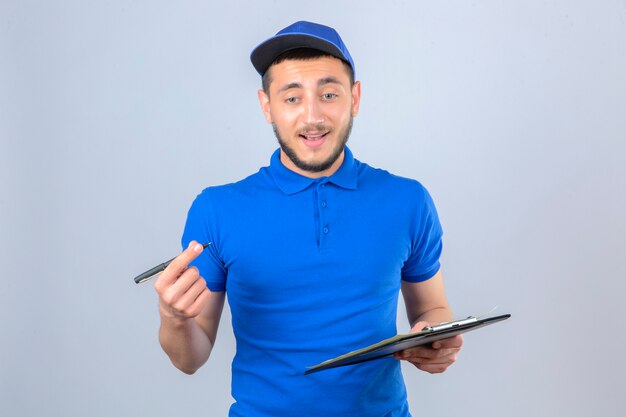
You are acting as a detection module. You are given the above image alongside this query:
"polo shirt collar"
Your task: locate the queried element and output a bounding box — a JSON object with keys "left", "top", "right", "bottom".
{"left": 269, "top": 146, "right": 359, "bottom": 195}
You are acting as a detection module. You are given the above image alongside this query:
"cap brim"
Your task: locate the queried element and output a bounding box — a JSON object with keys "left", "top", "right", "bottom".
{"left": 250, "top": 33, "right": 347, "bottom": 76}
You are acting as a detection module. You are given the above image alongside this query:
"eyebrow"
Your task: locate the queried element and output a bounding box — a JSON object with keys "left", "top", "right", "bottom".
{"left": 277, "top": 82, "right": 302, "bottom": 93}
{"left": 317, "top": 76, "right": 342, "bottom": 87}
{"left": 276, "top": 77, "right": 343, "bottom": 94}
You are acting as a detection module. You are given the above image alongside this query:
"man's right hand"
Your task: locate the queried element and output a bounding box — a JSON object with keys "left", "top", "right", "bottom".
{"left": 154, "top": 240, "right": 212, "bottom": 321}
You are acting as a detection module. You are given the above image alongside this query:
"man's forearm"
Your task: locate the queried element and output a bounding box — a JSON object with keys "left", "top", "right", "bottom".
{"left": 411, "top": 306, "right": 453, "bottom": 329}
{"left": 159, "top": 313, "right": 213, "bottom": 375}
{"left": 401, "top": 272, "right": 454, "bottom": 330}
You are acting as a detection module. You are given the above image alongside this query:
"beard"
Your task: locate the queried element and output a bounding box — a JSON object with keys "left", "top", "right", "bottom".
{"left": 272, "top": 118, "right": 353, "bottom": 174}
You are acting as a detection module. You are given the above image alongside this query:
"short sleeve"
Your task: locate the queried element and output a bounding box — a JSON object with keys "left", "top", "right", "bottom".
{"left": 181, "top": 190, "right": 227, "bottom": 292}
{"left": 401, "top": 184, "right": 444, "bottom": 282}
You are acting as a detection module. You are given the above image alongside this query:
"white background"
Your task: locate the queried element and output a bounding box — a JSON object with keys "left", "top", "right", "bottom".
{"left": 1, "top": 1, "right": 625, "bottom": 416}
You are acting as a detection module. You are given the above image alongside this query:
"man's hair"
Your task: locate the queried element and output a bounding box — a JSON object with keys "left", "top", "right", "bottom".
{"left": 262, "top": 48, "right": 355, "bottom": 95}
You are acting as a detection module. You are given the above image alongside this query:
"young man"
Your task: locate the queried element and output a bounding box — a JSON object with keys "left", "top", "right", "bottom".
{"left": 154, "top": 21, "right": 463, "bottom": 417}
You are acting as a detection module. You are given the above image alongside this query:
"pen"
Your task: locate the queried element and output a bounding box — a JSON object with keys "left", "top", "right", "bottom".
{"left": 133, "top": 242, "right": 212, "bottom": 284}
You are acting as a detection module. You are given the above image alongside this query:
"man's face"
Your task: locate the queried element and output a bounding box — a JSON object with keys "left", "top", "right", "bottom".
{"left": 258, "top": 56, "right": 361, "bottom": 178}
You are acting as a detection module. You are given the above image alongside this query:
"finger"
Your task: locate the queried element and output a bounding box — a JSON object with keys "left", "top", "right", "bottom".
{"left": 395, "top": 345, "right": 460, "bottom": 360}
{"left": 413, "top": 361, "right": 455, "bottom": 374}
{"left": 432, "top": 335, "right": 464, "bottom": 350}
{"left": 184, "top": 286, "right": 212, "bottom": 318}
{"left": 172, "top": 282, "right": 211, "bottom": 319}
{"left": 405, "top": 350, "right": 459, "bottom": 369}
{"left": 157, "top": 241, "right": 204, "bottom": 286}
{"left": 395, "top": 345, "right": 436, "bottom": 360}
{"left": 167, "top": 266, "right": 201, "bottom": 298}
{"left": 172, "top": 276, "right": 209, "bottom": 313}
{"left": 160, "top": 266, "right": 201, "bottom": 307}
{"left": 406, "top": 353, "right": 458, "bottom": 366}
{"left": 415, "top": 348, "right": 461, "bottom": 360}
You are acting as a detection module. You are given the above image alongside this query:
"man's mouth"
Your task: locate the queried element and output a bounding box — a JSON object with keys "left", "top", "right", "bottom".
{"left": 299, "top": 131, "right": 329, "bottom": 140}
{"left": 299, "top": 131, "right": 329, "bottom": 148}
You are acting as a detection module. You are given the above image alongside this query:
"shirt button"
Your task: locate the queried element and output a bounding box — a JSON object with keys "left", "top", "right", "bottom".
{"left": 323, "top": 226, "right": 329, "bottom": 234}
{"left": 321, "top": 201, "right": 327, "bottom": 208}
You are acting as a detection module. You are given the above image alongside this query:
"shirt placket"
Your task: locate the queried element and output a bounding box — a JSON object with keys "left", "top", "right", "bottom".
{"left": 314, "top": 180, "right": 330, "bottom": 250}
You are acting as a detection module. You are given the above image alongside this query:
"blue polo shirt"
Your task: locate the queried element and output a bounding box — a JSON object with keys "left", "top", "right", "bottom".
{"left": 182, "top": 146, "right": 443, "bottom": 417}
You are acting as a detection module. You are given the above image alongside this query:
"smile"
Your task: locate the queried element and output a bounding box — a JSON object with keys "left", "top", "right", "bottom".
{"left": 299, "top": 132, "right": 329, "bottom": 148}
{"left": 299, "top": 131, "right": 329, "bottom": 140}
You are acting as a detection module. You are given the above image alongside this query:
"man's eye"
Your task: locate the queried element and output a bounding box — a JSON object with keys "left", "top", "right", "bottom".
{"left": 322, "top": 93, "right": 338, "bottom": 100}
{"left": 286, "top": 97, "right": 298, "bottom": 103}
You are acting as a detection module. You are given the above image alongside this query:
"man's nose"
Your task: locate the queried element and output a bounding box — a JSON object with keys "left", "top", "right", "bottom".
{"left": 303, "top": 99, "right": 324, "bottom": 125}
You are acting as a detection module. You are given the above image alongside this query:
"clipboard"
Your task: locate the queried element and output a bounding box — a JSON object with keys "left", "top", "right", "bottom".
{"left": 305, "top": 313, "right": 511, "bottom": 375}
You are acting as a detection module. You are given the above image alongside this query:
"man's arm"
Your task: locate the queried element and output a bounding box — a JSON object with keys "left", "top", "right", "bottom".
{"left": 394, "top": 270, "right": 463, "bottom": 374}
{"left": 154, "top": 241, "right": 226, "bottom": 375}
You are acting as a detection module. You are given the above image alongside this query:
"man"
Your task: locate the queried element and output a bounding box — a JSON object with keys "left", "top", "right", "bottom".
{"left": 154, "top": 21, "right": 463, "bottom": 417}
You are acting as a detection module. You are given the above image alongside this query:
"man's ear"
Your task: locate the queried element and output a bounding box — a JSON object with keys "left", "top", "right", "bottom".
{"left": 258, "top": 89, "right": 273, "bottom": 124}
{"left": 351, "top": 81, "right": 361, "bottom": 117}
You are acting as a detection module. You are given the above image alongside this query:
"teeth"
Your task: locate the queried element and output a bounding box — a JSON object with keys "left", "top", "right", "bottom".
{"left": 302, "top": 133, "right": 326, "bottom": 140}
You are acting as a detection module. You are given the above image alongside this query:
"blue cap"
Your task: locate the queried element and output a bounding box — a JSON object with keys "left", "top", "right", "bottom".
{"left": 250, "top": 21, "right": 355, "bottom": 77}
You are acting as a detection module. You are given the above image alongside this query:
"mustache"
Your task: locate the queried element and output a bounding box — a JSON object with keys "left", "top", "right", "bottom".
{"left": 297, "top": 124, "right": 331, "bottom": 135}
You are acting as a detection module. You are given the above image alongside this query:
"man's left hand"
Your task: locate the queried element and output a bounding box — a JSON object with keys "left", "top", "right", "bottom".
{"left": 393, "top": 321, "right": 463, "bottom": 374}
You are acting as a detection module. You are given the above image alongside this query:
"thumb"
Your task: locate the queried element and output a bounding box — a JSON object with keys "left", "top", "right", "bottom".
{"left": 410, "top": 320, "right": 430, "bottom": 334}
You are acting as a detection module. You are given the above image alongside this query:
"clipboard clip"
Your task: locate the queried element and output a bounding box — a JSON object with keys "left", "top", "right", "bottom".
{"left": 422, "top": 316, "right": 478, "bottom": 333}
{"left": 421, "top": 306, "right": 499, "bottom": 333}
